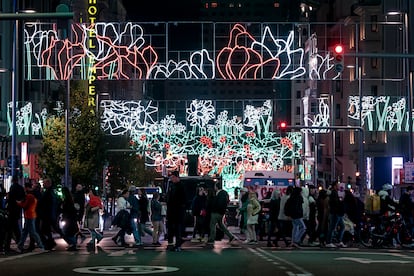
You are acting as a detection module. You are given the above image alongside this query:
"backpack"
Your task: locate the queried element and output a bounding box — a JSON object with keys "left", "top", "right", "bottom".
{"left": 284, "top": 197, "right": 293, "bottom": 217}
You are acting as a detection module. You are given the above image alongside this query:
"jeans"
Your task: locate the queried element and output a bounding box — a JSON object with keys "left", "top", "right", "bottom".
{"left": 327, "top": 214, "right": 345, "bottom": 244}
{"left": 291, "top": 218, "right": 306, "bottom": 244}
{"left": 207, "top": 212, "right": 234, "bottom": 243}
{"left": 130, "top": 217, "right": 141, "bottom": 244}
{"left": 18, "top": 218, "right": 44, "bottom": 249}
{"left": 88, "top": 228, "right": 103, "bottom": 245}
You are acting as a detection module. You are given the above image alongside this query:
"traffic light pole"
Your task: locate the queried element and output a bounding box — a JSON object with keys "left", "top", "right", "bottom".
{"left": 286, "top": 125, "right": 365, "bottom": 187}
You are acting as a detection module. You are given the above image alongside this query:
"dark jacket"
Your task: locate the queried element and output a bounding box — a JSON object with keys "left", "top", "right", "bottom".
{"left": 268, "top": 198, "right": 281, "bottom": 223}
{"left": 166, "top": 180, "right": 186, "bottom": 223}
{"left": 72, "top": 190, "right": 85, "bottom": 222}
{"left": 139, "top": 194, "right": 150, "bottom": 223}
{"left": 286, "top": 188, "right": 303, "bottom": 219}
{"left": 211, "top": 190, "right": 229, "bottom": 215}
{"left": 151, "top": 199, "right": 163, "bottom": 221}
{"left": 329, "top": 189, "right": 344, "bottom": 216}
{"left": 127, "top": 194, "right": 140, "bottom": 219}
{"left": 61, "top": 200, "right": 79, "bottom": 236}
{"left": 7, "top": 183, "right": 25, "bottom": 219}
{"left": 191, "top": 194, "right": 207, "bottom": 217}
{"left": 399, "top": 192, "right": 413, "bottom": 218}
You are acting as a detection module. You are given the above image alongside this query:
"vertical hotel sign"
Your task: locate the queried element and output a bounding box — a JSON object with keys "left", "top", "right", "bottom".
{"left": 87, "top": 0, "right": 98, "bottom": 114}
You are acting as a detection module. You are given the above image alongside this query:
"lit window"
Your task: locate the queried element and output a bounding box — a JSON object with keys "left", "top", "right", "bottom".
{"left": 211, "top": 2, "right": 218, "bottom": 8}
{"left": 274, "top": 2, "right": 280, "bottom": 8}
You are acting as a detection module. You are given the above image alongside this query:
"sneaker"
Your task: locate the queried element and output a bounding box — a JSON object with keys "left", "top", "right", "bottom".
{"left": 248, "top": 240, "right": 258, "bottom": 245}
{"left": 309, "top": 241, "right": 320, "bottom": 247}
{"left": 228, "top": 236, "right": 235, "bottom": 244}
{"left": 191, "top": 238, "right": 200, "bottom": 243}
{"left": 338, "top": 242, "right": 347, "bottom": 248}
{"left": 174, "top": 246, "right": 182, "bottom": 252}
{"left": 243, "top": 239, "right": 250, "bottom": 244}
{"left": 325, "top": 243, "right": 337, "bottom": 248}
{"left": 291, "top": 242, "right": 301, "bottom": 249}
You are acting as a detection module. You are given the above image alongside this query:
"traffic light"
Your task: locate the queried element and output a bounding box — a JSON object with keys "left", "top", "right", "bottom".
{"left": 278, "top": 121, "right": 288, "bottom": 134}
{"left": 333, "top": 44, "right": 344, "bottom": 73}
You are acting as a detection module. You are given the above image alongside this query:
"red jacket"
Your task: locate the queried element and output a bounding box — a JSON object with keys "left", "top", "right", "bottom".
{"left": 17, "top": 193, "right": 37, "bottom": 219}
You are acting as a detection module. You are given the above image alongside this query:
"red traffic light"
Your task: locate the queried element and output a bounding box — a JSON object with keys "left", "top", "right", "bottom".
{"left": 334, "top": 44, "right": 344, "bottom": 54}
{"left": 279, "top": 122, "right": 287, "bottom": 129}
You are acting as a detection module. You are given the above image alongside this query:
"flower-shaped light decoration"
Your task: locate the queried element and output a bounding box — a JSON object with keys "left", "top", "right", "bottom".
{"left": 216, "top": 24, "right": 280, "bottom": 80}
{"left": 251, "top": 28, "right": 304, "bottom": 79}
{"left": 88, "top": 23, "right": 158, "bottom": 80}
{"left": 186, "top": 100, "right": 215, "bottom": 128}
{"left": 40, "top": 24, "right": 87, "bottom": 80}
{"left": 150, "top": 49, "right": 215, "bottom": 79}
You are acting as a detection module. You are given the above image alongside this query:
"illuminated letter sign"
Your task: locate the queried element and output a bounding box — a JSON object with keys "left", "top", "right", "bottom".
{"left": 88, "top": 0, "right": 98, "bottom": 114}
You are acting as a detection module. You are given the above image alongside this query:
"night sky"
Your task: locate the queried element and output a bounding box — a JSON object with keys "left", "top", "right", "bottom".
{"left": 122, "top": 0, "right": 201, "bottom": 21}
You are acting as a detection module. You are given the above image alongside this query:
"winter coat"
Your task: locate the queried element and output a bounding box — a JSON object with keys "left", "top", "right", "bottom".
{"left": 151, "top": 199, "right": 163, "bottom": 222}
{"left": 166, "top": 180, "right": 186, "bottom": 223}
{"left": 246, "top": 197, "right": 261, "bottom": 224}
{"left": 286, "top": 191, "right": 304, "bottom": 219}
{"left": 211, "top": 190, "right": 230, "bottom": 215}
{"left": 138, "top": 195, "right": 150, "bottom": 223}
{"left": 61, "top": 200, "right": 79, "bottom": 236}
{"left": 191, "top": 194, "right": 207, "bottom": 217}
{"left": 301, "top": 187, "right": 310, "bottom": 220}
{"left": 278, "top": 195, "right": 291, "bottom": 221}
{"left": 85, "top": 203, "right": 100, "bottom": 229}
{"left": 328, "top": 189, "right": 344, "bottom": 216}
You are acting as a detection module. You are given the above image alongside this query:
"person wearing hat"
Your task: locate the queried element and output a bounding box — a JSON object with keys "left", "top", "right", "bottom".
{"left": 127, "top": 185, "right": 142, "bottom": 246}
{"left": 399, "top": 186, "right": 414, "bottom": 237}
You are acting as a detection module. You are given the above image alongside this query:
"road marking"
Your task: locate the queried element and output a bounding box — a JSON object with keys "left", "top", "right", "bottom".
{"left": 250, "top": 248, "right": 313, "bottom": 276}
{"left": 0, "top": 251, "right": 46, "bottom": 263}
{"left": 335, "top": 257, "right": 412, "bottom": 264}
{"left": 73, "top": 266, "right": 179, "bottom": 274}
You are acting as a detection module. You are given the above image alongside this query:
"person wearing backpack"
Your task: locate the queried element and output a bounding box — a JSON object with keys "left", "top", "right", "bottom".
{"left": 285, "top": 187, "right": 306, "bottom": 248}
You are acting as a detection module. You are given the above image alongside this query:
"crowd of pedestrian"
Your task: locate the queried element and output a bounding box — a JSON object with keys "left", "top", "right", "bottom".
{"left": 1, "top": 173, "right": 413, "bottom": 254}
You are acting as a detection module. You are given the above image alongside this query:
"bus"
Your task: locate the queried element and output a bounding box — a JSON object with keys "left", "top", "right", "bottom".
{"left": 243, "top": 170, "right": 295, "bottom": 200}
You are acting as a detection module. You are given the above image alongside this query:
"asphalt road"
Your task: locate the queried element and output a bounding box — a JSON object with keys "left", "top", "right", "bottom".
{"left": 1, "top": 230, "right": 414, "bottom": 276}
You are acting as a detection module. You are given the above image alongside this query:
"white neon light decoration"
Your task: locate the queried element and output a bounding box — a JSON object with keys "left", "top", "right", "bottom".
{"left": 348, "top": 95, "right": 413, "bottom": 131}
{"left": 100, "top": 99, "right": 302, "bottom": 190}
{"left": 24, "top": 22, "right": 342, "bottom": 80}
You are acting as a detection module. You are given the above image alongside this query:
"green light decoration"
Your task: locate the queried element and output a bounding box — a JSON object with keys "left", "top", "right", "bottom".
{"left": 101, "top": 99, "right": 302, "bottom": 191}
